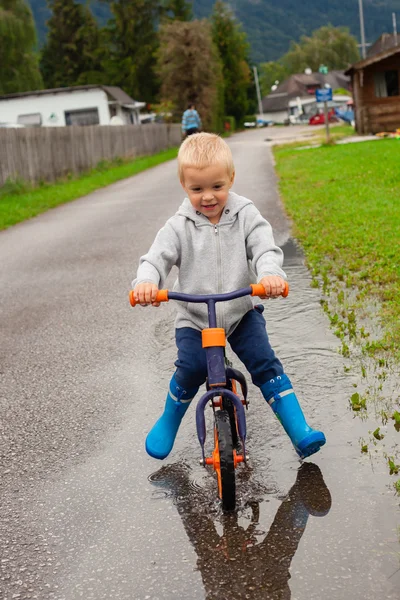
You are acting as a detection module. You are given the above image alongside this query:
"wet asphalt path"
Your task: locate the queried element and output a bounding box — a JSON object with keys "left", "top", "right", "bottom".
{"left": 1, "top": 127, "right": 399, "bottom": 599}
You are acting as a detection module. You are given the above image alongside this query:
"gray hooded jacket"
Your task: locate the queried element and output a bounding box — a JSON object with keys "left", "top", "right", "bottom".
{"left": 132, "top": 191, "right": 286, "bottom": 336}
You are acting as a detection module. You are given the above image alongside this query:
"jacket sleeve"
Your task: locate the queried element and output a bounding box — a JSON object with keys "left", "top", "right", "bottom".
{"left": 132, "top": 221, "right": 181, "bottom": 288}
{"left": 245, "top": 207, "right": 286, "bottom": 281}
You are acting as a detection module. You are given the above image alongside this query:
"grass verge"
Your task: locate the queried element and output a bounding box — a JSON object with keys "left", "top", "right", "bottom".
{"left": 275, "top": 137, "right": 400, "bottom": 484}
{"left": 311, "top": 123, "right": 356, "bottom": 145}
{"left": 0, "top": 147, "right": 178, "bottom": 231}
{"left": 273, "top": 123, "right": 355, "bottom": 151}
{"left": 274, "top": 138, "right": 400, "bottom": 359}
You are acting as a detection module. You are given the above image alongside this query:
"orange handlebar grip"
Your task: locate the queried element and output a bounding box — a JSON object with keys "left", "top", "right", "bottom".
{"left": 282, "top": 281, "right": 289, "bottom": 297}
{"left": 129, "top": 290, "right": 137, "bottom": 307}
{"left": 128, "top": 288, "right": 169, "bottom": 307}
{"left": 156, "top": 289, "right": 169, "bottom": 303}
{"left": 250, "top": 283, "right": 266, "bottom": 297}
{"left": 250, "top": 281, "right": 290, "bottom": 298}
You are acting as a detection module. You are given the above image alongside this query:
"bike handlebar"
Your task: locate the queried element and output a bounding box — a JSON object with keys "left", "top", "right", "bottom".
{"left": 129, "top": 281, "right": 289, "bottom": 307}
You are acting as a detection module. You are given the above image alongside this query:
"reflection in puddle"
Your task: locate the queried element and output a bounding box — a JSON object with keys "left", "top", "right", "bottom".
{"left": 149, "top": 462, "right": 331, "bottom": 599}
{"left": 146, "top": 237, "right": 398, "bottom": 598}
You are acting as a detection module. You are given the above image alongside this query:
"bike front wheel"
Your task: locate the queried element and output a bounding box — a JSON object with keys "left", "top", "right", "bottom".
{"left": 215, "top": 409, "right": 236, "bottom": 511}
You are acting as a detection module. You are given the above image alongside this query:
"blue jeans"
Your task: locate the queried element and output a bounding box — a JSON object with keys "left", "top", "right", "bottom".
{"left": 174, "top": 306, "right": 283, "bottom": 390}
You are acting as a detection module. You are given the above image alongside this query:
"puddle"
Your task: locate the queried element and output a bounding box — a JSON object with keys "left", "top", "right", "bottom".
{"left": 144, "top": 237, "right": 400, "bottom": 599}
{"left": 149, "top": 462, "right": 331, "bottom": 600}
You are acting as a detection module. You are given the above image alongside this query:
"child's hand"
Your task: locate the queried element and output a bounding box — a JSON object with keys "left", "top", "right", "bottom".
{"left": 259, "top": 276, "right": 286, "bottom": 298}
{"left": 134, "top": 283, "right": 160, "bottom": 307}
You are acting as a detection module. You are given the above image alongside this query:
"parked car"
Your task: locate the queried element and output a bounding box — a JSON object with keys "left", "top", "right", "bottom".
{"left": 308, "top": 110, "right": 339, "bottom": 126}
{"left": 284, "top": 113, "right": 310, "bottom": 125}
{"left": 244, "top": 118, "right": 274, "bottom": 128}
{"left": 256, "top": 118, "right": 274, "bottom": 127}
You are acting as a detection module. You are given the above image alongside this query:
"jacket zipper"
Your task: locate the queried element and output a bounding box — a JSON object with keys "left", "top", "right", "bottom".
{"left": 214, "top": 224, "right": 225, "bottom": 330}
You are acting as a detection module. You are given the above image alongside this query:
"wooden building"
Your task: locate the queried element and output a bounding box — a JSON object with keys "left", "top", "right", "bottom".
{"left": 346, "top": 45, "right": 400, "bottom": 134}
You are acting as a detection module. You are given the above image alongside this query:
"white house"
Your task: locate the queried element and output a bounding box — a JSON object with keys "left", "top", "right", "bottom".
{"left": 0, "top": 85, "right": 146, "bottom": 127}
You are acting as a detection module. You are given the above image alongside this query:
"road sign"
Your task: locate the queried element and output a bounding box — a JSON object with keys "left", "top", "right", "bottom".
{"left": 316, "top": 88, "right": 333, "bottom": 103}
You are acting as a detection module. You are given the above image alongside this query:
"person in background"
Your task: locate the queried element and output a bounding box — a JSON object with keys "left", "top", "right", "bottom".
{"left": 182, "top": 103, "right": 202, "bottom": 137}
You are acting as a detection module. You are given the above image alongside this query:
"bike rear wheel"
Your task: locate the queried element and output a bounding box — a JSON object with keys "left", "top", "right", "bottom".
{"left": 215, "top": 409, "right": 236, "bottom": 511}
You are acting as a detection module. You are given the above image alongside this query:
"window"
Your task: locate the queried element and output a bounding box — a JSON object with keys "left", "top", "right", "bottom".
{"left": 65, "top": 108, "right": 100, "bottom": 126}
{"left": 17, "top": 113, "right": 42, "bottom": 127}
{"left": 374, "top": 70, "right": 399, "bottom": 97}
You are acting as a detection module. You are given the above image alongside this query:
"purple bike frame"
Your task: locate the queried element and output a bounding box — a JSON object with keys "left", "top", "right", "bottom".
{"left": 167, "top": 287, "right": 253, "bottom": 462}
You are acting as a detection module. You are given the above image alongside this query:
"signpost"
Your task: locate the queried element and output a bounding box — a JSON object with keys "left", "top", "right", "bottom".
{"left": 316, "top": 88, "right": 333, "bottom": 143}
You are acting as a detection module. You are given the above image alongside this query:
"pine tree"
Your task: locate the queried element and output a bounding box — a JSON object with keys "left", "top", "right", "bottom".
{"left": 0, "top": 0, "right": 43, "bottom": 94}
{"left": 157, "top": 19, "right": 224, "bottom": 132}
{"left": 211, "top": 1, "right": 251, "bottom": 125}
{"left": 40, "top": 0, "right": 103, "bottom": 89}
{"left": 102, "top": 0, "right": 161, "bottom": 102}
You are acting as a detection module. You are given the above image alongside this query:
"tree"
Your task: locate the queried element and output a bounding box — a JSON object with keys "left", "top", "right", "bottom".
{"left": 258, "top": 25, "right": 359, "bottom": 98}
{"left": 162, "top": 0, "right": 192, "bottom": 21}
{"left": 157, "top": 19, "right": 224, "bottom": 132}
{"left": 211, "top": 1, "right": 251, "bottom": 124}
{"left": 102, "top": 0, "right": 160, "bottom": 102}
{"left": 0, "top": 0, "right": 43, "bottom": 94}
{"left": 282, "top": 25, "right": 360, "bottom": 74}
{"left": 259, "top": 61, "right": 289, "bottom": 96}
{"left": 40, "top": 0, "right": 103, "bottom": 89}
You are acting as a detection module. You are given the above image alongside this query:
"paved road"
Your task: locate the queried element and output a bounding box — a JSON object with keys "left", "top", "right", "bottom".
{"left": 1, "top": 127, "right": 399, "bottom": 600}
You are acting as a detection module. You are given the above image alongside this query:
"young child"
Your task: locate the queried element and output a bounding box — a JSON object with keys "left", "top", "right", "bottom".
{"left": 133, "top": 133, "right": 326, "bottom": 461}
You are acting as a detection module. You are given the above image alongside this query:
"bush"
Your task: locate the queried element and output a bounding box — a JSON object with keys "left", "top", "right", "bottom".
{"left": 0, "top": 177, "right": 30, "bottom": 198}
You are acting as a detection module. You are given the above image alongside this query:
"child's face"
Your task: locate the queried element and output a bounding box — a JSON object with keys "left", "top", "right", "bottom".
{"left": 181, "top": 165, "right": 235, "bottom": 224}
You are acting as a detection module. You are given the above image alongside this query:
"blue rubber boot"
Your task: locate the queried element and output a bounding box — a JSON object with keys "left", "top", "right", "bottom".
{"left": 145, "top": 375, "right": 198, "bottom": 460}
{"left": 260, "top": 374, "right": 326, "bottom": 459}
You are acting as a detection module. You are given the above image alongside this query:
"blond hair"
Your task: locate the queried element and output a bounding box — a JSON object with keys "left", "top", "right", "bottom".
{"left": 178, "top": 132, "right": 235, "bottom": 181}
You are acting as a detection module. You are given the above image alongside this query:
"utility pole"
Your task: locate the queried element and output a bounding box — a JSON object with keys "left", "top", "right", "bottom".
{"left": 253, "top": 66, "right": 264, "bottom": 119}
{"left": 393, "top": 12, "right": 398, "bottom": 46}
{"left": 358, "top": 0, "right": 367, "bottom": 58}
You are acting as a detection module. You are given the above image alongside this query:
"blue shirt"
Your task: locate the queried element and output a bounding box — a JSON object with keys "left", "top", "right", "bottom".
{"left": 182, "top": 109, "right": 201, "bottom": 132}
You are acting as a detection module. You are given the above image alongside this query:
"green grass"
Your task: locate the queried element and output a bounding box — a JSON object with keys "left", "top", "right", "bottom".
{"left": 273, "top": 123, "right": 355, "bottom": 151}
{"left": 274, "top": 138, "right": 400, "bottom": 359}
{"left": 314, "top": 123, "right": 355, "bottom": 143}
{"left": 0, "top": 148, "right": 178, "bottom": 230}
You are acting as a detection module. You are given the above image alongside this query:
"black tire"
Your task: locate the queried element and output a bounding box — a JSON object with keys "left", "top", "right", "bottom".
{"left": 224, "top": 384, "right": 239, "bottom": 449}
{"left": 226, "top": 401, "right": 239, "bottom": 449}
{"left": 215, "top": 410, "right": 236, "bottom": 511}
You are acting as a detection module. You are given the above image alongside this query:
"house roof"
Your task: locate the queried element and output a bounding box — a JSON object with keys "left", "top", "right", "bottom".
{"left": 367, "top": 33, "right": 400, "bottom": 57}
{"left": 0, "top": 84, "right": 142, "bottom": 106}
{"left": 345, "top": 43, "right": 400, "bottom": 74}
{"left": 262, "top": 70, "right": 351, "bottom": 113}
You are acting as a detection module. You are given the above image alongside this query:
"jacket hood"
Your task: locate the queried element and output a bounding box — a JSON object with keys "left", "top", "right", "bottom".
{"left": 176, "top": 191, "right": 254, "bottom": 226}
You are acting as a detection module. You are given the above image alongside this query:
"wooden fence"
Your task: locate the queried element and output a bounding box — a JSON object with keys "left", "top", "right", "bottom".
{"left": 0, "top": 123, "right": 182, "bottom": 187}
